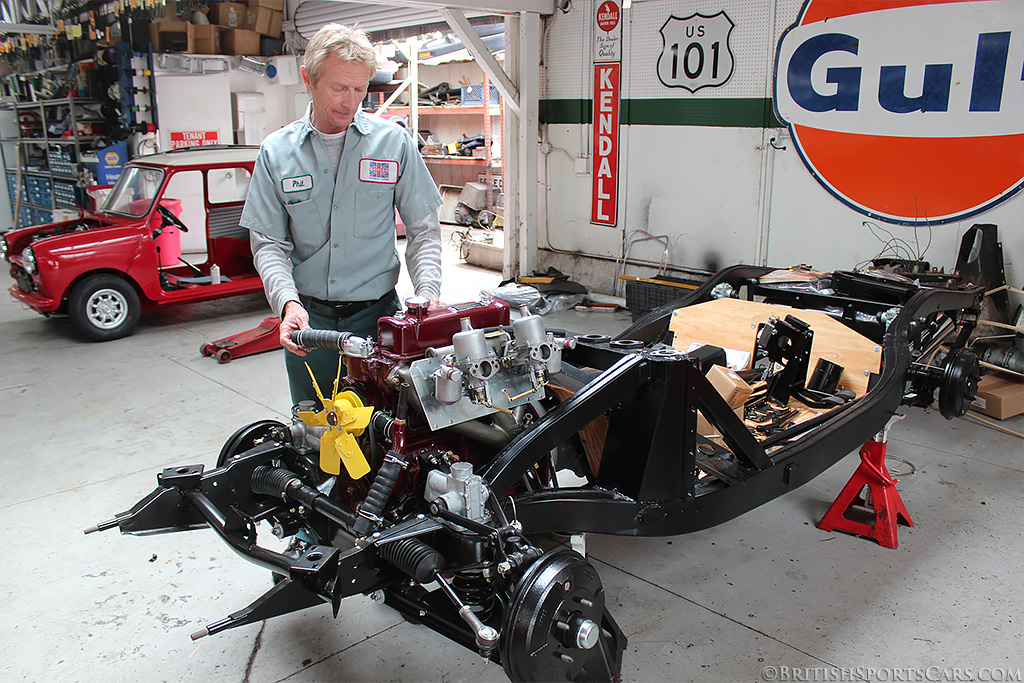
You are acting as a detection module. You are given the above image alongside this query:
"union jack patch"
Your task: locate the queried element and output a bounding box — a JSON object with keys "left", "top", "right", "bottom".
{"left": 358, "top": 158, "right": 399, "bottom": 184}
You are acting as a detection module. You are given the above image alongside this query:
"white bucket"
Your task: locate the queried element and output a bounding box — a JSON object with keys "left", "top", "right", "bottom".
{"left": 52, "top": 208, "right": 79, "bottom": 222}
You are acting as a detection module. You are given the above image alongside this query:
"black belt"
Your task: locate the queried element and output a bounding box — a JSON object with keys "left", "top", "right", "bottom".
{"left": 299, "top": 290, "right": 393, "bottom": 319}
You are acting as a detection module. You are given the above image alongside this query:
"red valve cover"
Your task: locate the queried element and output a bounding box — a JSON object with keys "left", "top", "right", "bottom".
{"left": 377, "top": 300, "right": 511, "bottom": 358}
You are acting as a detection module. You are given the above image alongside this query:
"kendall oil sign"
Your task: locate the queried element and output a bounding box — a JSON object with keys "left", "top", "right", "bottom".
{"left": 774, "top": 0, "right": 1023, "bottom": 225}
{"left": 592, "top": 62, "right": 621, "bottom": 226}
{"left": 592, "top": 0, "right": 622, "bottom": 227}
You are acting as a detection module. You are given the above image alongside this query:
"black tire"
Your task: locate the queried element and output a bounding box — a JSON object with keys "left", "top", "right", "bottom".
{"left": 68, "top": 274, "right": 141, "bottom": 341}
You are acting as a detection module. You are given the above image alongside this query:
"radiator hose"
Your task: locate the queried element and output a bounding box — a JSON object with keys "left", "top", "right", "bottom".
{"left": 352, "top": 451, "right": 404, "bottom": 536}
{"left": 291, "top": 329, "right": 348, "bottom": 350}
{"left": 352, "top": 383, "right": 410, "bottom": 537}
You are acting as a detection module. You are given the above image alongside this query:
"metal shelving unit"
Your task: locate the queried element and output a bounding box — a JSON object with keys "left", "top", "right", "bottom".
{"left": 4, "top": 97, "right": 101, "bottom": 228}
{"left": 368, "top": 38, "right": 503, "bottom": 205}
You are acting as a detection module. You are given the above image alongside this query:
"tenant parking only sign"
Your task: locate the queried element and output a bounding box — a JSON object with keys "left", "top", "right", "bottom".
{"left": 169, "top": 130, "right": 220, "bottom": 149}
{"left": 592, "top": 0, "right": 622, "bottom": 227}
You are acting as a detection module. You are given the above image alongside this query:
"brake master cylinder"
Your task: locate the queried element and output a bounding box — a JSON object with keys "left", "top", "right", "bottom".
{"left": 424, "top": 461, "right": 490, "bottom": 523}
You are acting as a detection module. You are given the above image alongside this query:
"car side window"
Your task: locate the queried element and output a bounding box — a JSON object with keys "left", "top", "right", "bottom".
{"left": 207, "top": 168, "right": 252, "bottom": 204}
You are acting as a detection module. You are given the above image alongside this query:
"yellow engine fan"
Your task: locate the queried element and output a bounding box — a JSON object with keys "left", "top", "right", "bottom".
{"left": 296, "top": 361, "right": 374, "bottom": 478}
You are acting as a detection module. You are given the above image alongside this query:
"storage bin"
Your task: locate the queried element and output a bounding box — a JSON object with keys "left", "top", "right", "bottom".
{"left": 624, "top": 276, "right": 705, "bottom": 321}
{"left": 53, "top": 181, "right": 83, "bottom": 208}
{"left": 460, "top": 84, "right": 500, "bottom": 106}
{"left": 47, "top": 147, "right": 77, "bottom": 176}
{"left": 152, "top": 198, "right": 184, "bottom": 267}
{"left": 6, "top": 173, "right": 26, "bottom": 203}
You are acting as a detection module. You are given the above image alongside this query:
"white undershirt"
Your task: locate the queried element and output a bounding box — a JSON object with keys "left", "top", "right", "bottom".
{"left": 317, "top": 129, "right": 346, "bottom": 178}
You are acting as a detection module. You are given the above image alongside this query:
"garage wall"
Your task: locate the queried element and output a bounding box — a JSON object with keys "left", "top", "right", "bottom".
{"left": 151, "top": 64, "right": 306, "bottom": 253}
{"left": 536, "top": 0, "right": 1023, "bottom": 302}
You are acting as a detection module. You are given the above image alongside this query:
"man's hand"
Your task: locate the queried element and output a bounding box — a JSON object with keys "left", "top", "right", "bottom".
{"left": 280, "top": 300, "right": 311, "bottom": 356}
{"left": 428, "top": 298, "right": 445, "bottom": 308}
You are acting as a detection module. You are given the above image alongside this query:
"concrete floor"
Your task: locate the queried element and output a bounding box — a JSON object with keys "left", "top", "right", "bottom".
{"left": 1, "top": 229, "right": 1021, "bottom": 682}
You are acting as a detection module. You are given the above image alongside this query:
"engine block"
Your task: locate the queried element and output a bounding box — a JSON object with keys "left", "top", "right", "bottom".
{"left": 350, "top": 298, "right": 574, "bottom": 431}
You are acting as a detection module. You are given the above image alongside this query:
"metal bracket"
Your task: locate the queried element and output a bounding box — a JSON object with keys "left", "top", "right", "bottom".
{"left": 874, "top": 412, "right": 906, "bottom": 444}
{"left": 190, "top": 576, "right": 327, "bottom": 641}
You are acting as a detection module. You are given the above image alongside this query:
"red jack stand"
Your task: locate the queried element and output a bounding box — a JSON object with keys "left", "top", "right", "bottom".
{"left": 200, "top": 317, "right": 282, "bottom": 364}
{"left": 817, "top": 415, "right": 913, "bottom": 549}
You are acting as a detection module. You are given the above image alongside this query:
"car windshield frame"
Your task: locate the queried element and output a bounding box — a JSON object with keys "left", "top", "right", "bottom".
{"left": 99, "top": 165, "right": 167, "bottom": 218}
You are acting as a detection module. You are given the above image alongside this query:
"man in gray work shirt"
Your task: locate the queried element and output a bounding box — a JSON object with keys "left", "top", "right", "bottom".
{"left": 241, "top": 23, "right": 443, "bottom": 404}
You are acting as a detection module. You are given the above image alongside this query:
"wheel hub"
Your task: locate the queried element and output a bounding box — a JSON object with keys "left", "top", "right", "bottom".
{"left": 938, "top": 347, "right": 981, "bottom": 419}
{"left": 501, "top": 548, "right": 626, "bottom": 682}
{"left": 88, "top": 289, "right": 128, "bottom": 328}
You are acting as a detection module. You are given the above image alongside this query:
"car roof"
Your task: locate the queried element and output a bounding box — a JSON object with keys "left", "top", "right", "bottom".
{"left": 129, "top": 146, "right": 261, "bottom": 168}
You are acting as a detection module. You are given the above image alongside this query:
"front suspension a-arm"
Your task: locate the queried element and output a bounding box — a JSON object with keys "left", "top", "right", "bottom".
{"left": 85, "top": 442, "right": 389, "bottom": 637}
{"left": 88, "top": 442, "right": 285, "bottom": 537}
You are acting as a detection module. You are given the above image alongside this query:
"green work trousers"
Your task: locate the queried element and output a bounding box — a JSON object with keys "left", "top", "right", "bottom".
{"left": 284, "top": 290, "right": 401, "bottom": 405}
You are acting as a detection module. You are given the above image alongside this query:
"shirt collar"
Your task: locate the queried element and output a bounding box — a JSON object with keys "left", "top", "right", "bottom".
{"left": 298, "top": 103, "right": 372, "bottom": 142}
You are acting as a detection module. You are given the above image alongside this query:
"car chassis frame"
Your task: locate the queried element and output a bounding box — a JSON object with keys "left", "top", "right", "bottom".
{"left": 89, "top": 265, "right": 983, "bottom": 682}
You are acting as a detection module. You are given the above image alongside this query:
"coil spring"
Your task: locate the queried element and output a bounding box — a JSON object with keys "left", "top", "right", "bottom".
{"left": 452, "top": 573, "right": 496, "bottom": 620}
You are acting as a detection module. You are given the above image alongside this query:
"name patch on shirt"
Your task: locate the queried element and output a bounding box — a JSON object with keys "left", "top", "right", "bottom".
{"left": 282, "top": 174, "right": 313, "bottom": 193}
{"left": 359, "top": 158, "right": 399, "bottom": 184}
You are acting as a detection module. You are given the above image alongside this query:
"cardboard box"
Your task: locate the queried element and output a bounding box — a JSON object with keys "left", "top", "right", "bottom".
{"left": 971, "top": 374, "right": 1024, "bottom": 420}
{"left": 706, "top": 364, "right": 753, "bottom": 411}
{"left": 221, "top": 28, "right": 261, "bottom": 55}
{"left": 149, "top": 21, "right": 189, "bottom": 52}
{"left": 245, "top": 6, "right": 282, "bottom": 37}
{"left": 212, "top": 2, "right": 247, "bottom": 29}
{"left": 696, "top": 364, "right": 753, "bottom": 438}
{"left": 249, "top": 0, "right": 283, "bottom": 10}
{"left": 187, "top": 24, "right": 221, "bottom": 54}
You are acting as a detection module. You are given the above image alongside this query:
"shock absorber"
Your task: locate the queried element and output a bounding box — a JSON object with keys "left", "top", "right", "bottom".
{"left": 352, "top": 382, "right": 410, "bottom": 537}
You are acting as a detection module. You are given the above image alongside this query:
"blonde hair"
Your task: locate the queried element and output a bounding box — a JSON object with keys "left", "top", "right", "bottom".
{"left": 304, "top": 24, "right": 376, "bottom": 84}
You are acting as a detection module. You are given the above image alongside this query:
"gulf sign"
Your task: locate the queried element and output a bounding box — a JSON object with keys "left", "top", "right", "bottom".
{"left": 775, "top": 0, "right": 1023, "bottom": 225}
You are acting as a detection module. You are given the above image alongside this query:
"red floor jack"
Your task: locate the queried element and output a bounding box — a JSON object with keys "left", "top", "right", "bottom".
{"left": 200, "top": 317, "right": 282, "bottom": 364}
{"left": 817, "top": 414, "right": 913, "bottom": 549}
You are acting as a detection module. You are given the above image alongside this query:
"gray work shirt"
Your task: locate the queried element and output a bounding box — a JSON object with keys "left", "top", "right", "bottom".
{"left": 240, "top": 106, "right": 442, "bottom": 302}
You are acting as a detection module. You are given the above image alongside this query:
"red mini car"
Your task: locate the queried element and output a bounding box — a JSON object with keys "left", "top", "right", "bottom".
{"left": 3, "top": 146, "right": 265, "bottom": 340}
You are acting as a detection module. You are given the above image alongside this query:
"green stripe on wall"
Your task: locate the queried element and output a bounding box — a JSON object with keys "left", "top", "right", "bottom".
{"left": 540, "top": 99, "right": 593, "bottom": 125}
{"left": 541, "top": 97, "right": 784, "bottom": 128}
